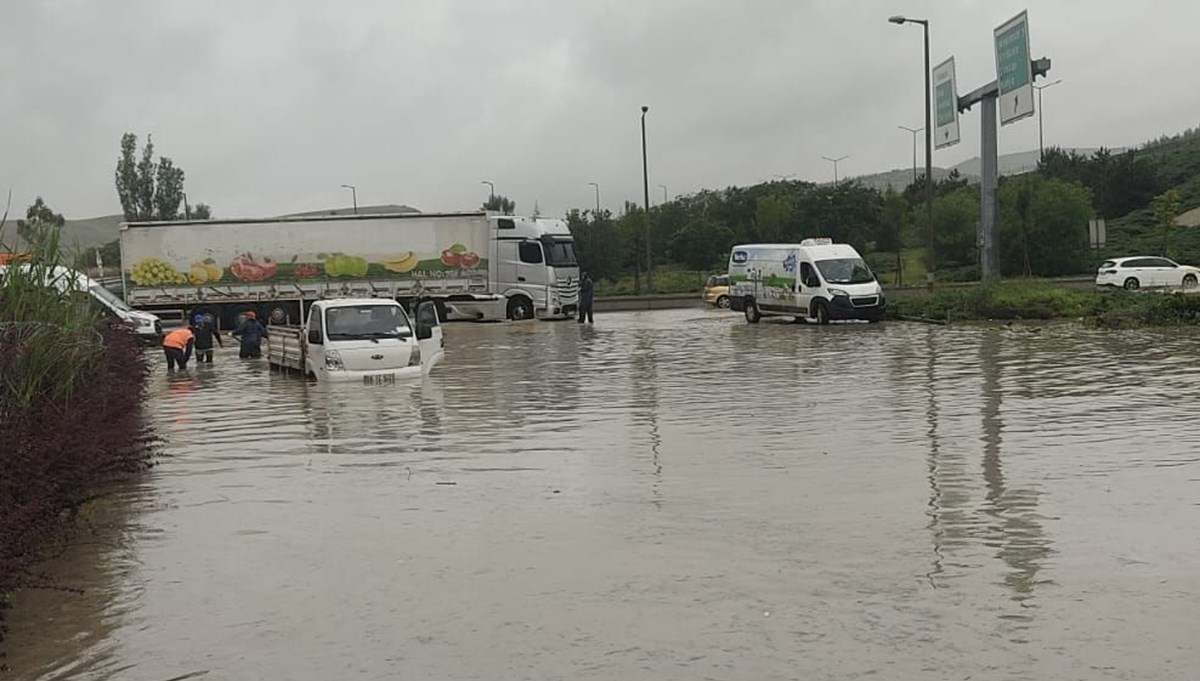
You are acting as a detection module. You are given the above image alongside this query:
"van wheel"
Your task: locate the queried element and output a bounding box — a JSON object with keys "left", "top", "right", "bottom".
{"left": 507, "top": 296, "right": 534, "bottom": 321}
{"left": 813, "top": 300, "right": 831, "bottom": 325}
{"left": 715, "top": 295, "right": 731, "bottom": 309}
{"left": 744, "top": 300, "right": 761, "bottom": 324}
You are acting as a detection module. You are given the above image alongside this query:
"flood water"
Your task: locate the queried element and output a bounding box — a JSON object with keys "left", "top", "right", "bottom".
{"left": 6, "top": 309, "right": 1200, "bottom": 680}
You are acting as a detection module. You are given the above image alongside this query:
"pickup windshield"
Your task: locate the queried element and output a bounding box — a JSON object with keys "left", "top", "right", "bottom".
{"left": 541, "top": 238, "right": 578, "bottom": 267}
{"left": 324, "top": 305, "right": 412, "bottom": 340}
{"left": 815, "top": 258, "right": 876, "bottom": 285}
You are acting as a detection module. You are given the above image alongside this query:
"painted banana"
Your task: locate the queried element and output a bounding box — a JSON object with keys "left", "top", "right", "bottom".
{"left": 382, "top": 252, "right": 419, "bottom": 273}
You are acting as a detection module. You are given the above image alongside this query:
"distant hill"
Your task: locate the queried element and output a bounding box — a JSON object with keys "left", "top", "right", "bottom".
{"left": 280, "top": 204, "right": 420, "bottom": 218}
{"left": 845, "top": 148, "right": 1123, "bottom": 193}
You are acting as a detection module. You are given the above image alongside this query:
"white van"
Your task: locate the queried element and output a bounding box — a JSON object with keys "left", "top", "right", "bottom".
{"left": 727, "top": 239, "right": 886, "bottom": 324}
{"left": 266, "top": 298, "right": 444, "bottom": 383}
{"left": 0, "top": 264, "right": 163, "bottom": 343}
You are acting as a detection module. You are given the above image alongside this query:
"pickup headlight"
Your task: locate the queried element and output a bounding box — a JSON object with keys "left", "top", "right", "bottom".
{"left": 407, "top": 342, "right": 422, "bottom": 367}
{"left": 324, "top": 350, "right": 345, "bottom": 371}
{"left": 828, "top": 288, "right": 850, "bottom": 297}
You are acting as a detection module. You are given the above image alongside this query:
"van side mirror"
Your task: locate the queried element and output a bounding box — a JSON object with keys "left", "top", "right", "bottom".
{"left": 307, "top": 329, "right": 322, "bottom": 345}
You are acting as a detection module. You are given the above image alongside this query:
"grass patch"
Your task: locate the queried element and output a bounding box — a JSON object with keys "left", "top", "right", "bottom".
{"left": 889, "top": 280, "right": 1200, "bottom": 327}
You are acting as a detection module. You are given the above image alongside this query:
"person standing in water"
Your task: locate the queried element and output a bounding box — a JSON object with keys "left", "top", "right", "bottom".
{"left": 577, "top": 272, "right": 595, "bottom": 324}
{"left": 190, "top": 314, "right": 223, "bottom": 363}
{"left": 232, "top": 310, "right": 268, "bottom": 358}
{"left": 161, "top": 326, "right": 195, "bottom": 371}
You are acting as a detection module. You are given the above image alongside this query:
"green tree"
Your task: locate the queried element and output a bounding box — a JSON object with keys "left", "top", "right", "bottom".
{"left": 191, "top": 203, "right": 213, "bottom": 219}
{"left": 115, "top": 133, "right": 202, "bottom": 222}
{"left": 999, "top": 175, "right": 1092, "bottom": 277}
{"left": 482, "top": 194, "right": 516, "bottom": 215}
{"left": 565, "top": 208, "right": 621, "bottom": 281}
{"left": 754, "top": 194, "right": 792, "bottom": 242}
{"left": 76, "top": 238, "right": 122, "bottom": 272}
{"left": 670, "top": 217, "right": 735, "bottom": 272}
{"left": 16, "top": 197, "right": 65, "bottom": 254}
{"left": 1151, "top": 188, "right": 1182, "bottom": 257}
{"left": 932, "top": 188, "right": 979, "bottom": 268}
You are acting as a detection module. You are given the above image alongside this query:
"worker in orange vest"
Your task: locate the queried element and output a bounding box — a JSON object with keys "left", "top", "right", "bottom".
{"left": 162, "top": 326, "right": 195, "bottom": 371}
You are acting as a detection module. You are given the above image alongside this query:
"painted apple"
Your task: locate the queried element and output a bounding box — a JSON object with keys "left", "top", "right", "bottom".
{"left": 459, "top": 252, "right": 481, "bottom": 268}
{"left": 440, "top": 249, "right": 461, "bottom": 267}
{"left": 230, "top": 253, "right": 279, "bottom": 282}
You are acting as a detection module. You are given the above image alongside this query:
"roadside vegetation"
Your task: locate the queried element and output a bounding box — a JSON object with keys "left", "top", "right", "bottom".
{"left": 560, "top": 126, "right": 1200, "bottom": 294}
{"left": 0, "top": 204, "right": 153, "bottom": 652}
{"left": 889, "top": 280, "right": 1200, "bottom": 328}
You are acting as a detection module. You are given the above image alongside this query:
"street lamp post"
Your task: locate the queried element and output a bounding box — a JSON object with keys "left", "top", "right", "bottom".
{"left": 898, "top": 125, "right": 924, "bottom": 187}
{"left": 181, "top": 191, "right": 190, "bottom": 220}
{"left": 588, "top": 182, "right": 600, "bottom": 214}
{"left": 641, "top": 105, "right": 654, "bottom": 293}
{"left": 1033, "top": 79, "right": 1063, "bottom": 162}
{"left": 889, "top": 14, "right": 935, "bottom": 284}
{"left": 658, "top": 184, "right": 668, "bottom": 204}
{"left": 341, "top": 184, "right": 358, "bottom": 214}
{"left": 480, "top": 180, "right": 495, "bottom": 203}
{"left": 821, "top": 155, "right": 848, "bottom": 186}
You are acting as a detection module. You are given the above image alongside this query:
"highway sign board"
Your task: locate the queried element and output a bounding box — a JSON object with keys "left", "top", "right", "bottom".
{"left": 933, "top": 56, "right": 961, "bottom": 149}
{"left": 994, "top": 10, "right": 1035, "bottom": 125}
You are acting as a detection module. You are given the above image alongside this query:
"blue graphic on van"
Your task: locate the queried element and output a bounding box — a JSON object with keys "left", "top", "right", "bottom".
{"left": 731, "top": 251, "right": 748, "bottom": 264}
{"left": 782, "top": 252, "right": 797, "bottom": 273}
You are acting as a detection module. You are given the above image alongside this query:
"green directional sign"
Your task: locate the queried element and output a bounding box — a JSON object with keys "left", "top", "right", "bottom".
{"left": 932, "top": 56, "right": 960, "bottom": 149}
{"left": 994, "top": 10, "right": 1035, "bottom": 125}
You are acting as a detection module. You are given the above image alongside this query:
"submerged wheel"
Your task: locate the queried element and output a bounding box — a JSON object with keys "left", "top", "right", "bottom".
{"left": 1123, "top": 277, "right": 1140, "bottom": 291}
{"left": 813, "top": 300, "right": 831, "bottom": 325}
{"left": 715, "top": 295, "right": 731, "bottom": 309}
{"left": 507, "top": 296, "right": 534, "bottom": 321}
{"left": 744, "top": 300, "right": 761, "bottom": 324}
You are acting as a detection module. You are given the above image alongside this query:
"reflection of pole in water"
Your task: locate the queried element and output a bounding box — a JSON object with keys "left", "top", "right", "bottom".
{"left": 631, "top": 333, "right": 663, "bottom": 509}
{"left": 923, "top": 326, "right": 946, "bottom": 587}
{"left": 979, "top": 328, "right": 1051, "bottom": 620}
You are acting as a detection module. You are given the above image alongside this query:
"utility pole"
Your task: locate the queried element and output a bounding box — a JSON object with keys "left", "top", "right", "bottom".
{"left": 641, "top": 106, "right": 654, "bottom": 293}
{"left": 822, "top": 155, "right": 848, "bottom": 186}
{"left": 898, "top": 125, "right": 923, "bottom": 187}
{"left": 1033, "top": 79, "right": 1063, "bottom": 162}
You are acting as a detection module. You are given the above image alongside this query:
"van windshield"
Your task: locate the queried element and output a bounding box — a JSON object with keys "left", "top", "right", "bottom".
{"left": 325, "top": 305, "right": 412, "bottom": 340}
{"left": 816, "top": 258, "right": 875, "bottom": 285}
{"left": 89, "top": 284, "right": 132, "bottom": 312}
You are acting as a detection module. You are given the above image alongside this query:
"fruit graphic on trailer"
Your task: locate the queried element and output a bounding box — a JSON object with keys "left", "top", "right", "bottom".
{"left": 459, "top": 252, "right": 481, "bottom": 268}
{"left": 382, "top": 252, "right": 419, "bottom": 274}
{"left": 441, "top": 243, "right": 467, "bottom": 267}
{"left": 230, "top": 253, "right": 279, "bottom": 282}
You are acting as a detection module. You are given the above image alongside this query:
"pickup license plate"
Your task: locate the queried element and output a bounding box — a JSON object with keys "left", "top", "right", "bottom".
{"left": 363, "top": 374, "right": 396, "bottom": 385}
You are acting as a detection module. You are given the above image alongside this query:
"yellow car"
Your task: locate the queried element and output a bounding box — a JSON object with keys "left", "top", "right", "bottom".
{"left": 703, "top": 274, "right": 731, "bottom": 308}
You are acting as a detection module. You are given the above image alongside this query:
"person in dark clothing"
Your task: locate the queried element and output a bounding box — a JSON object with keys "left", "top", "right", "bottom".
{"left": 190, "top": 314, "right": 223, "bottom": 363}
{"left": 578, "top": 272, "right": 595, "bottom": 324}
{"left": 232, "top": 311, "right": 268, "bottom": 358}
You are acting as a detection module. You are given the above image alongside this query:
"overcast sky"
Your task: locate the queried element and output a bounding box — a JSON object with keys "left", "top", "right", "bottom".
{"left": 2, "top": 0, "right": 1198, "bottom": 220}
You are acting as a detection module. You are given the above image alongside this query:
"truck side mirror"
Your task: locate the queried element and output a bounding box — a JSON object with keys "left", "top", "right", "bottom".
{"left": 307, "top": 329, "right": 322, "bottom": 345}
{"left": 415, "top": 301, "right": 437, "bottom": 340}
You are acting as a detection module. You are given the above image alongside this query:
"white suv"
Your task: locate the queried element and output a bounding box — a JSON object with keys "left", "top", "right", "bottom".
{"left": 1095, "top": 257, "right": 1200, "bottom": 290}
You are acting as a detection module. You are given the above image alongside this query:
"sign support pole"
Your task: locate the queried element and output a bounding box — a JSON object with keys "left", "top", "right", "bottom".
{"left": 980, "top": 92, "right": 1000, "bottom": 282}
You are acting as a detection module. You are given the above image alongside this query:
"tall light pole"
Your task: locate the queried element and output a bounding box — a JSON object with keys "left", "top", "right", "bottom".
{"left": 587, "top": 182, "right": 600, "bottom": 214}
{"left": 641, "top": 105, "right": 654, "bottom": 293}
{"left": 889, "top": 15, "right": 935, "bottom": 284}
{"left": 898, "top": 125, "right": 923, "bottom": 187}
{"left": 658, "top": 184, "right": 668, "bottom": 204}
{"left": 821, "top": 155, "right": 848, "bottom": 186}
{"left": 341, "top": 184, "right": 357, "bottom": 214}
{"left": 181, "top": 191, "right": 190, "bottom": 220}
{"left": 1033, "top": 79, "right": 1063, "bottom": 162}
{"left": 480, "top": 180, "right": 495, "bottom": 203}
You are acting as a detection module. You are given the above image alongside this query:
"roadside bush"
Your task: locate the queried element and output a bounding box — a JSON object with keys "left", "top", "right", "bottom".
{"left": 0, "top": 219, "right": 152, "bottom": 653}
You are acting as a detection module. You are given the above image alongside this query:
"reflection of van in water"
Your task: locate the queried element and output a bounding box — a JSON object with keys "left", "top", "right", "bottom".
{"left": 727, "top": 239, "right": 885, "bottom": 324}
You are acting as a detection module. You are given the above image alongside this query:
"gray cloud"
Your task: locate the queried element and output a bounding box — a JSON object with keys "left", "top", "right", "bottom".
{"left": 2, "top": 0, "right": 1198, "bottom": 221}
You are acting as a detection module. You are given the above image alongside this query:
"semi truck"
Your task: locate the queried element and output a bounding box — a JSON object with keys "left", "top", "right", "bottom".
{"left": 119, "top": 211, "right": 580, "bottom": 329}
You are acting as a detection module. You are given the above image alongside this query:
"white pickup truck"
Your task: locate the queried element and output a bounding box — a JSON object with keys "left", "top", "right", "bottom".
{"left": 267, "top": 298, "right": 444, "bottom": 383}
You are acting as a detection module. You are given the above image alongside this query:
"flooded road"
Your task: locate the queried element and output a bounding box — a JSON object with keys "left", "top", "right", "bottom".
{"left": 7, "top": 309, "right": 1200, "bottom": 680}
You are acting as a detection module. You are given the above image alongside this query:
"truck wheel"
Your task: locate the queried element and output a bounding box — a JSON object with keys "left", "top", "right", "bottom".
{"left": 744, "top": 299, "right": 761, "bottom": 324}
{"left": 508, "top": 296, "right": 534, "bottom": 321}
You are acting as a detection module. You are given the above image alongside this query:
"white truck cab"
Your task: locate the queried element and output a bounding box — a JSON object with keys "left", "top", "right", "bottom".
{"left": 728, "top": 239, "right": 886, "bottom": 324}
{"left": 489, "top": 215, "right": 581, "bottom": 320}
{"left": 268, "top": 298, "right": 444, "bottom": 383}
{"left": 0, "top": 264, "right": 162, "bottom": 343}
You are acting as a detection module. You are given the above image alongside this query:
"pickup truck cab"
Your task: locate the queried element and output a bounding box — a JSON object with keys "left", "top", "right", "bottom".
{"left": 268, "top": 298, "right": 444, "bottom": 383}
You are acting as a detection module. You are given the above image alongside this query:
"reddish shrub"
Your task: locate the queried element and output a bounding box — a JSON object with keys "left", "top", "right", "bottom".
{"left": 0, "top": 320, "right": 153, "bottom": 652}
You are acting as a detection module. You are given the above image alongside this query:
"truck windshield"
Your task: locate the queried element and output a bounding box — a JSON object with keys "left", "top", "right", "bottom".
{"left": 541, "top": 238, "right": 577, "bottom": 267}
{"left": 815, "top": 258, "right": 875, "bottom": 285}
{"left": 89, "top": 284, "right": 132, "bottom": 312}
{"left": 324, "top": 305, "right": 412, "bottom": 340}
